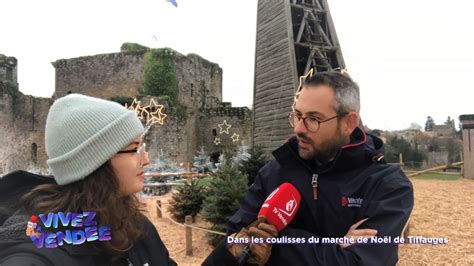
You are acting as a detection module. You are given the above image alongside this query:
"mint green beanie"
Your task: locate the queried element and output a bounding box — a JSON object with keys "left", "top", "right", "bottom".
{"left": 45, "top": 94, "right": 144, "bottom": 185}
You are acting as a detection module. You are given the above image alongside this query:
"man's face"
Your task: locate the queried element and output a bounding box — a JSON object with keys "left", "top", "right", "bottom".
{"left": 293, "top": 85, "right": 345, "bottom": 163}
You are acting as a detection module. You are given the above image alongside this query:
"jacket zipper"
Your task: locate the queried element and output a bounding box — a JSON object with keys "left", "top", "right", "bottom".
{"left": 311, "top": 174, "right": 319, "bottom": 200}
{"left": 285, "top": 141, "right": 343, "bottom": 201}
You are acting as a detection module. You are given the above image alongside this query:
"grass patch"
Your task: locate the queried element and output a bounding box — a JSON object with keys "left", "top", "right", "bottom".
{"left": 196, "top": 177, "right": 211, "bottom": 187}
{"left": 412, "top": 172, "right": 461, "bottom": 180}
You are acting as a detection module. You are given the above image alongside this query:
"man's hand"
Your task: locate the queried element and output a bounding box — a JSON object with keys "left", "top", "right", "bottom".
{"left": 340, "top": 218, "right": 378, "bottom": 249}
{"left": 228, "top": 223, "right": 278, "bottom": 265}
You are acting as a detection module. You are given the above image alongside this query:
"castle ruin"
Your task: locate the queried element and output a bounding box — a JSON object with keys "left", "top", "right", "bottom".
{"left": 0, "top": 44, "right": 251, "bottom": 175}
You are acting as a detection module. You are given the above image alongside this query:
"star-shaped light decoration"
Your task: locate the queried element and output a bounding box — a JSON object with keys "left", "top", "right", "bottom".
{"left": 217, "top": 120, "right": 232, "bottom": 134}
{"left": 142, "top": 98, "right": 167, "bottom": 125}
{"left": 213, "top": 137, "right": 221, "bottom": 145}
{"left": 139, "top": 107, "right": 151, "bottom": 124}
{"left": 149, "top": 108, "right": 167, "bottom": 125}
{"left": 124, "top": 98, "right": 167, "bottom": 126}
{"left": 231, "top": 133, "right": 240, "bottom": 143}
{"left": 297, "top": 68, "right": 314, "bottom": 93}
{"left": 125, "top": 99, "right": 143, "bottom": 118}
{"left": 293, "top": 68, "right": 314, "bottom": 110}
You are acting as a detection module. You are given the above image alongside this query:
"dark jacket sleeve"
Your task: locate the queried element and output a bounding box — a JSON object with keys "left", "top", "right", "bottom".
{"left": 136, "top": 217, "right": 177, "bottom": 266}
{"left": 268, "top": 169, "right": 414, "bottom": 266}
{"left": 201, "top": 240, "right": 239, "bottom": 266}
{"left": 0, "top": 253, "right": 51, "bottom": 266}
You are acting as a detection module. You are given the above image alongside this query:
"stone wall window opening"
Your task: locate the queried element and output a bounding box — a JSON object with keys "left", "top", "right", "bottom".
{"left": 31, "top": 143, "right": 37, "bottom": 163}
{"left": 0, "top": 66, "right": 6, "bottom": 77}
{"left": 6, "top": 68, "right": 13, "bottom": 81}
{"left": 212, "top": 129, "right": 217, "bottom": 136}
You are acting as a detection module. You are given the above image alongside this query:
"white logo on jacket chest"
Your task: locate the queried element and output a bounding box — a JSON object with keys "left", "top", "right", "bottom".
{"left": 341, "top": 196, "right": 363, "bottom": 208}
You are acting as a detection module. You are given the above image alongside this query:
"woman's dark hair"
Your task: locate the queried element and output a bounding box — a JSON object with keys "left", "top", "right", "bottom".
{"left": 21, "top": 162, "right": 146, "bottom": 261}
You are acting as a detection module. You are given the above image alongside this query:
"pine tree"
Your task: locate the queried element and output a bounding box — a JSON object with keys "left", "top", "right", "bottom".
{"left": 425, "top": 116, "right": 435, "bottom": 131}
{"left": 168, "top": 179, "right": 206, "bottom": 223}
{"left": 144, "top": 150, "right": 184, "bottom": 195}
{"left": 201, "top": 159, "right": 247, "bottom": 247}
{"left": 145, "top": 149, "right": 184, "bottom": 176}
{"left": 192, "top": 147, "right": 214, "bottom": 173}
{"left": 239, "top": 146, "right": 268, "bottom": 186}
{"left": 213, "top": 152, "right": 227, "bottom": 171}
{"left": 232, "top": 144, "right": 251, "bottom": 165}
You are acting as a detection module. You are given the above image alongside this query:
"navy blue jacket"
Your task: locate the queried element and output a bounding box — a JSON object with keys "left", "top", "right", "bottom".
{"left": 205, "top": 127, "right": 413, "bottom": 266}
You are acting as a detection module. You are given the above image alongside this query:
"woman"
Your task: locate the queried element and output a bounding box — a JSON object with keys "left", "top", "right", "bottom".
{"left": 0, "top": 94, "right": 176, "bottom": 265}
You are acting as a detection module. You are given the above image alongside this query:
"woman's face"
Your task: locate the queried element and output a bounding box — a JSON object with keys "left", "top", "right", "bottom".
{"left": 109, "top": 135, "right": 150, "bottom": 196}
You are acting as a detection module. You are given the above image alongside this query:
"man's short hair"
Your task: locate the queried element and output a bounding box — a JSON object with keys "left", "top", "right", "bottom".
{"left": 296, "top": 71, "right": 360, "bottom": 114}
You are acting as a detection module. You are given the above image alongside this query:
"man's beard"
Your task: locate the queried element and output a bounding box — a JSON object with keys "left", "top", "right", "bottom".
{"left": 297, "top": 127, "right": 345, "bottom": 163}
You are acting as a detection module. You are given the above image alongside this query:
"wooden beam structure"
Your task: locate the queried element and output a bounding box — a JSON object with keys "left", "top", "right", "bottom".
{"left": 253, "top": 0, "right": 346, "bottom": 155}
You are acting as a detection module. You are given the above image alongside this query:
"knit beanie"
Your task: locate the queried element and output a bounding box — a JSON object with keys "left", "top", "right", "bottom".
{"left": 45, "top": 94, "right": 144, "bottom": 185}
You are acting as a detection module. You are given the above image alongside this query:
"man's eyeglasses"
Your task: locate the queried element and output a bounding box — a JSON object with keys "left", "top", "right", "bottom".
{"left": 288, "top": 112, "right": 347, "bottom": 133}
{"left": 117, "top": 142, "right": 147, "bottom": 167}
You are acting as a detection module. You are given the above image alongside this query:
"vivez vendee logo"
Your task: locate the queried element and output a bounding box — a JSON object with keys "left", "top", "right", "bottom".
{"left": 26, "top": 212, "right": 111, "bottom": 248}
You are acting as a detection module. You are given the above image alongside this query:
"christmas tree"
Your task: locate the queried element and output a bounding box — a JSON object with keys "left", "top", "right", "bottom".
{"left": 239, "top": 146, "right": 268, "bottom": 186}
{"left": 200, "top": 157, "right": 247, "bottom": 247}
{"left": 145, "top": 149, "right": 184, "bottom": 176}
{"left": 232, "top": 144, "right": 251, "bottom": 164}
{"left": 143, "top": 149, "right": 184, "bottom": 195}
{"left": 168, "top": 179, "right": 206, "bottom": 223}
{"left": 192, "top": 146, "right": 215, "bottom": 173}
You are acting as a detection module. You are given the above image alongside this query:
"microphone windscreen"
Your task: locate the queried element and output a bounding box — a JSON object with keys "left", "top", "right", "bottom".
{"left": 257, "top": 183, "right": 301, "bottom": 231}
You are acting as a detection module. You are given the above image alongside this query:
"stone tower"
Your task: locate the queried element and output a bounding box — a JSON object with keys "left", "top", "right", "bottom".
{"left": 0, "top": 54, "right": 18, "bottom": 85}
{"left": 252, "top": 0, "right": 345, "bottom": 155}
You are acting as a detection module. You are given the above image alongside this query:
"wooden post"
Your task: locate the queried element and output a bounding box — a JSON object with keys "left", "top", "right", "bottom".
{"left": 460, "top": 152, "right": 464, "bottom": 177}
{"left": 185, "top": 215, "right": 193, "bottom": 256}
{"left": 399, "top": 153, "right": 404, "bottom": 171}
{"left": 156, "top": 200, "right": 162, "bottom": 218}
{"left": 186, "top": 175, "right": 192, "bottom": 183}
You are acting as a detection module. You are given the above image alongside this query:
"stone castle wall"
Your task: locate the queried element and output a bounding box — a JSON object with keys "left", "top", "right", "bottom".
{"left": 1, "top": 46, "right": 251, "bottom": 174}
{"left": 52, "top": 50, "right": 223, "bottom": 111}
{"left": 0, "top": 90, "right": 52, "bottom": 174}
{"left": 52, "top": 52, "right": 145, "bottom": 100}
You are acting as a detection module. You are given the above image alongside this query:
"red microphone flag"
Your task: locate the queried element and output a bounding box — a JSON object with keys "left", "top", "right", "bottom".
{"left": 257, "top": 183, "right": 301, "bottom": 231}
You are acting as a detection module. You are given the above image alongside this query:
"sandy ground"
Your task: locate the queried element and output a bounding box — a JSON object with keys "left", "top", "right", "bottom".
{"left": 141, "top": 177, "right": 474, "bottom": 265}
{"left": 141, "top": 193, "right": 214, "bottom": 266}
{"left": 398, "top": 178, "right": 474, "bottom": 265}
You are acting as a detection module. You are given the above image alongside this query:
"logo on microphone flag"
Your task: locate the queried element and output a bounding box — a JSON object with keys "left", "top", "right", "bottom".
{"left": 279, "top": 198, "right": 298, "bottom": 217}
{"left": 286, "top": 199, "right": 295, "bottom": 212}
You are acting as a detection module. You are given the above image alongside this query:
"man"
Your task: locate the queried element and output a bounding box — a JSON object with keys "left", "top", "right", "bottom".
{"left": 203, "top": 71, "right": 413, "bottom": 265}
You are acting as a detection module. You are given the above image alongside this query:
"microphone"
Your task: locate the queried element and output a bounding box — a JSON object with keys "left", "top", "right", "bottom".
{"left": 237, "top": 183, "right": 301, "bottom": 265}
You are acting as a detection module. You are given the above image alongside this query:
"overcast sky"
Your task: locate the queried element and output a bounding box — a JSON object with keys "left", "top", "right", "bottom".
{"left": 1, "top": 0, "right": 473, "bottom": 131}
